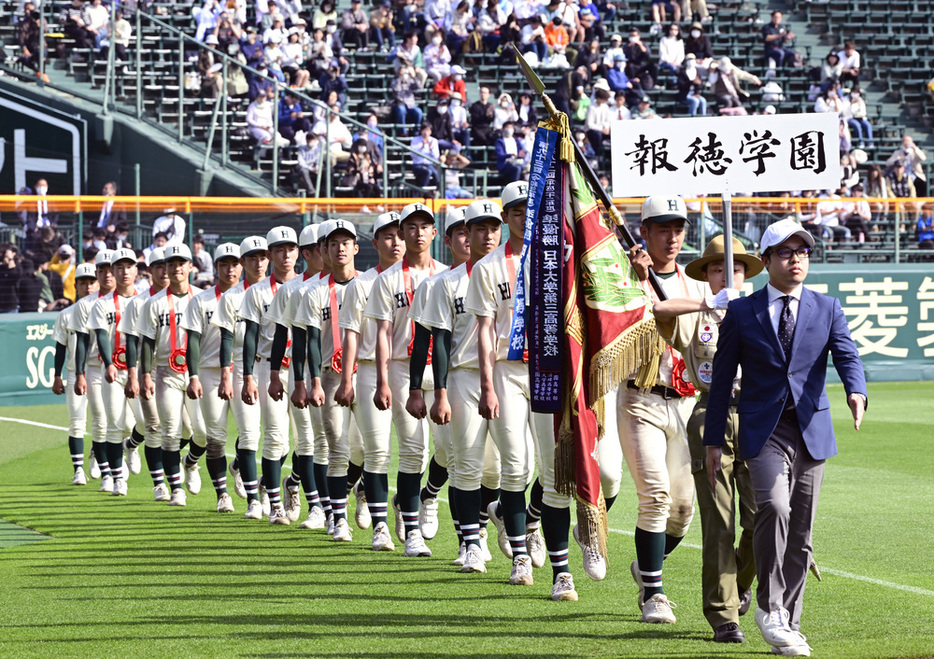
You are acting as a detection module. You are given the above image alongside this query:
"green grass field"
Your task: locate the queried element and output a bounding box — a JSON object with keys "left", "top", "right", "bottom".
{"left": 0, "top": 382, "right": 933, "bottom": 658}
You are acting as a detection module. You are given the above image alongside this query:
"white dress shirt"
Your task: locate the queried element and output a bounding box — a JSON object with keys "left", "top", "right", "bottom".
{"left": 766, "top": 282, "right": 802, "bottom": 340}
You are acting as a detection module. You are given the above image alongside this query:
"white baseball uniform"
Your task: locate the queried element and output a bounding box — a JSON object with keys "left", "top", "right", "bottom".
{"left": 119, "top": 288, "right": 163, "bottom": 449}
{"left": 66, "top": 292, "right": 107, "bottom": 446}
{"left": 53, "top": 305, "right": 89, "bottom": 439}
{"left": 181, "top": 285, "right": 230, "bottom": 449}
{"left": 87, "top": 290, "right": 138, "bottom": 445}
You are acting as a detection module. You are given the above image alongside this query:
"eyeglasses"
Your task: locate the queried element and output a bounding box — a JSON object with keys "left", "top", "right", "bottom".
{"left": 770, "top": 246, "right": 812, "bottom": 259}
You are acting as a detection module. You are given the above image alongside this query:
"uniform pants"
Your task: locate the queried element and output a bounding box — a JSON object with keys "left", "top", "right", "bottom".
{"left": 746, "top": 408, "right": 824, "bottom": 632}
{"left": 198, "top": 367, "right": 231, "bottom": 457}
{"left": 320, "top": 367, "right": 361, "bottom": 477}
{"left": 618, "top": 386, "right": 695, "bottom": 535}
{"left": 134, "top": 386, "right": 162, "bottom": 449}
{"left": 65, "top": 372, "right": 89, "bottom": 438}
{"left": 487, "top": 360, "right": 535, "bottom": 493}
{"left": 288, "top": 366, "right": 314, "bottom": 456}
{"left": 230, "top": 361, "right": 261, "bottom": 451}
{"left": 356, "top": 360, "right": 393, "bottom": 474}
{"left": 448, "top": 367, "right": 505, "bottom": 491}
{"left": 256, "top": 360, "right": 290, "bottom": 460}
{"left": 598, "top": 383, "right": 622, "bottom": 499}
{"left": 387, "top": 358, "right": 432, "bottom": 475}
{"left": 155, "top": 366, "right": 206, "bottom": 451}
{"left": 86, "top": 364, "right": 107, "bottom": 445}
{"left": 688, "top": 397, "right": 756, "bottom": 629}
{"left": 101, "top": 365, "right": 135, "bottom": 444}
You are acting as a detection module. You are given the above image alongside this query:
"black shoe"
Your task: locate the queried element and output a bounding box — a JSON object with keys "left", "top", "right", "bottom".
{"left": 738, "top": 587, "right": 753, "bottom": 616}
{"left": 713, "top": 622, "right": 746, "bottom": 643}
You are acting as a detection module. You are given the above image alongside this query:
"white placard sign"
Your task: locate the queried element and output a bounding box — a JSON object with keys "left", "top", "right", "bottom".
{"left": 611, "top": 113, "right": 841, "bottom": 196}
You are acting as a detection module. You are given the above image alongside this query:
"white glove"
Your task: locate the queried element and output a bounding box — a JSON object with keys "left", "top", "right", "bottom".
{"left": 705, "top": 288, "right": 740, "bottom": 310}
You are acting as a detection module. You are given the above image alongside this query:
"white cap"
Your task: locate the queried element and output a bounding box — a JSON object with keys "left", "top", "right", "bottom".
{"left": 501, "top": 181, "right": 528, "bottom": 210}
{"left": 641, "top": 195, "right": 689, "bottom": 224}
{"left": 146, "top": 247, "right": 165, "bottom": 267}
{"left": 214, "top": 242, "right": 240, "bottom": 262}
{"left": 372, "top": 211, "right": 401, "bottom": 236}
{"left": 317, "top": 220, "right": 335, "bottom": 243}
{"left": 299, "top": 224, "right": 319, "bottom": 247}
{"left": 266, "top": 226, "right": 299, "bottom": 248}
{"left": 400, "top": 202, "right": 435, "bottom": 225}
{"left": 760, "top": 219, "right": 815, "bottom": 253}
{"left": 164, "top": 244, "right": 193, "bottom": 262}
{"left": 326, "top": 219, "right": 357, "bottom": 240}
{"left": 465, "top": 200, "right": 503, "bottom": 226}
{"left": 451, "top": 64, "right": 466, "bottom": 75}
{"left": 95, "top": 250, "right": 114, "bottom": 267}
{"left": 58, "top": 244, "right": 75, "bottom": 257}
{"left": 444, "top": 207, "right": 467, "bottom": 234}
{"left": 239, "top": 235, "right": 268, "bottom": 257}
{"left": 109, "top": 248, "right": 137, "bottom": 265}
{"left": 76, "top": 263, "right": 97, "bottom": 279}
{"left": 763, "top": 104, "right": 777, "bottom": 115}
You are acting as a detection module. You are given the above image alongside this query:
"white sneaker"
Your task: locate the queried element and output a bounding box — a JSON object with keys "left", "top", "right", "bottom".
{"left": 72, "top": 467, "right": 87, "bottom": 486}
{"left": 486, "top": 501, "right": 513, "bottom": 559}
{"left": 98, "top": 475, "right": 113, "bottom": 493}
{"left": 216, "top": 493, "right": 235, "bottom": 513}
{"left": 244, "top": 499, "right": 263, "bottom": 519}
{"left": 89, "top": 453, "right": 101, "bottom": 479}
{"left": 269, "top": 504, "right": 290, "bottom": 525}
{"left": 120, "top": 462, "right": 129, "bottom": 481}
{"left": 642, "top": 593, "right": 677, "bottom": 624}
{"left": 526, "top": 525, "right": 546, "bottom": 568}
{"left": 403, "top": 529, "right": 432, "bottom": 557}
{"left": 326, "top": 512, "right": 335, "bottom": 535}
{"left": 300, "top": 506, "right": 326, "bottom": 529}
{"left": 184, "top": 463, "right": 201, "bottom": 495}
{"left": 552, "top": 572, "right": 579, "bottom": 601}
{"left": 461, "top": 545, "right": 487, "bottom": 573}
{"left": 229, "top": 463, "right": 246, "bottom": 499}
{"left": 452, "top": 542, "right": 467, "bottom": 566}
{"left": 168, "top": 488, "right": 187, "bottom": 507}
{"left": 332, "top": 517, "right": 353, "bottom": 542}
{"left": 419, "top": 496, "right": 439, "bottom": 540}
{"left": 372, "top": 521, "right": 395, "bottom": 551}
{"left": 391, "top": 495, "right": 405, "bottom": 543}
{"left": 756, "top": 608, "right": 802, "bottom": 648}
{"left": 478, "top": 528, "right": 493, "bottom": 563}
{"left": 354, "top": 482, "right": 371, "bottom": 529}
{"left": 112, "top": 479, "right": 128, "bottom": 496}
{"left": 260, "top": 488, "right": 270, "bottom": 517}
{"left": 771, "top": 641, "right": 812, "bottom": 657}
{"left": 125, "top": 442, "right": 141, "bottom": 474}
{"left": 631, "top": 559, "right": 645, "bottom": 608}
{"left": 153, "top": 483, "right": 170, "bottom": 501}
{"left": 509, "top": 555, "right": 534, "bottom": 585}
{"left": 573, "top": 524, "right": 607, "bottom": 581}
{"left": 282, "top": 477, "right": 301, "bottom": 522}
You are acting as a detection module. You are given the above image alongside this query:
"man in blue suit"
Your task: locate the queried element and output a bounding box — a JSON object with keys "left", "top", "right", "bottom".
{"left": 705, "top": 219, "right": 867, "bottom": 657}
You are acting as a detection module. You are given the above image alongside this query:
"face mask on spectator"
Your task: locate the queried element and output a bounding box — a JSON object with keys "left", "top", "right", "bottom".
{"left": 367, "top": 118, "right": 378, "bottom": 128}
{"left": 453, "top": 73, "right": 462, "bottom": 81}
{"left": 36, "top": 185, "right": 48, "bottom": 195}
{"left": 357, "top": 145, "right": 367, "bottom": 153}
{"left": 432, "top": 36, "right": 442, "bottom": 45}
{"left": 451, "top": 99, "right": 461, "bottom": 107}
{"left": 629, "top": 35, "right": 638, "bottom": 42}
{"left": 438, "top": 104, "right": 448, "bottom": 114}
{"left": 691, "top": 29, "right": 700, "bottom": 38}
{"left": 503, "top": 128, "right": 514, "bottom": 137}
{"left": 327, "top": 24, "right": 336, "bottom": 33}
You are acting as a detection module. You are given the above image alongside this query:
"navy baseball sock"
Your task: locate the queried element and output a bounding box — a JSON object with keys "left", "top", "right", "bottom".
{"left": 237, "top": 448, "right": 258, "bottom": 502}
{"left": 327, "top": 475, "right": 348, "bottom": 522}
{"left": 262, "top": 457, "right": 282, "bottom": 506}
{"left": 314, "top": 462, "right": 331, "bottom": 516}
{"left": 106, "top": 442, "right": 124, "bottom": 480}
{"left": 206, "top": 457, "right": 227, "bottom": 497}
{"left": 501, "top": 489, "right": 528, "bottom": 557}
{"left": 68, "top": 436, "right": 84, "bottom": 471}
{"left": 397, "top": 471, "right": 422, "bottom": 536}
{"left": 419, "top": 456, "right": 447, "bottom": 503}
{"left": 479, "top": 485, "right": 499, "bottom": 529}
{"left": 163, "top": 448, "right": 182, "bottom": 491}
{"left": 293, "top": 455, "right": 321, "bottom": 508}
{"left": 179, "top": 436, "right": 191, "bottom": 451}
{"left": 526, "top": 478, "right": 543, "bottom": 528}
{"left": 284, "top": 453, "right": 301, "bottom": 490}
{"left": 634, "top": 527, "right": 666, "bottom": 598}
{"left": 457, "top": 487, "right": 481, "bottom": 548}
{"left": 347, "top": 461, "right": 363, "bottom": 491}
{"left": 278, "top": 454, "right": 287, "bottom": 467}
{"left": 230, "top": 436, "right": 240, "bottom": 472}
{"left": 664, "top": 533, "right": 683, "bottom": 559}
{"left": 541, "top": 503, "right": 571, "bottom": 582}
{"left": 144, "top": 445, "right": 164, "bottom": 485}
{"left": 92, "top": 442, "right": 110, "bottom": 477}
{"left": 363, "top": 469, "right": 388, "bottom": 528}
{"left": 604, "top": 494, "right": 618, "bottom": 511}
{"left": 183, "top": 442, "right": 206, "bottom": 468}
{"left": 128, "top": 427, "right": 145, "bottom": 448}
{"left": 447, "top": 486, "right": 460, "bottom": 540}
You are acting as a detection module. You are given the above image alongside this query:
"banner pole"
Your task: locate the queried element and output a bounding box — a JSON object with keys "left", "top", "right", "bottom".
{"left": 722, "top": 190, "right": 734, "bottom": 289}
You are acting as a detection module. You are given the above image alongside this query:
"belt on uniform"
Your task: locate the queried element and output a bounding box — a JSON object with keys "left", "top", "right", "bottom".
{"left": 697, "top": 389, "right": 741, "bottom": 407}
{"left": 627, "top": 380, "right": 684, "bottom": 400}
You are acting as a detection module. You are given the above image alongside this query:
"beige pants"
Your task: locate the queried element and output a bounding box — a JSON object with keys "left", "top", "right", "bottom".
{"left": 134, "top": 389, "right": 162, "bottom": 449}
{"left": 356, "top": 360, "right": 393, "bottom": 473}
{"left": 65, "top": 372, "right": 88, "bottom": 438}
{"left": 230, "top": 361, "right": 262, "bottom": 451}
{"left": 100, "top": 365, "right": 134, "bottom": 444}
{"left": 320, "top": 367, "right": 361, "bottom": 477}
{"left": 447, "top": 366, "right": 508, "bottom": 491}
{"left": 85, "top": 364, "right": 106, "bottom": 445}
{"left": 387, "top": 358, "right": 432, "bottom": 475}
{"left": 155, "top": 365, "right": 206, "bottom": 451}
{"left": 255, "top": 360, "right": 290, "bottom": 460}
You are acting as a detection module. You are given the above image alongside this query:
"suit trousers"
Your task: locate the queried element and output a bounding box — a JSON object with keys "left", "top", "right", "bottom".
{"left": 746, "top": 407, "right": 824, "bottom": 631}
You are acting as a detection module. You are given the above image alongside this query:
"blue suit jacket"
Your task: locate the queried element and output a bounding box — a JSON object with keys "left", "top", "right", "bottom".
{"left": 704, "top": 286, "right": 867, "bottom": 461}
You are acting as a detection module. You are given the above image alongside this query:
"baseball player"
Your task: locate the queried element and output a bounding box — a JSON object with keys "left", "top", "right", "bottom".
{"left": 465, "top": 183, "right": 574, "bottom": 597}
{"left": 87, "top": 247, "right": 140, "bottom": 496}
{"left": 139, "top": 244, "right": 207, "bottom": 507}
{"left": 364, "top": 203, "right": 447, "bottom": 558}
{"left": 335, "top": 212, "right": 404, "bottom": 552}
{"left": 182, "top": 242, "right": 243, "bottom": 514}
{"left": 52, "top": 262, "right": 99, "bottom": 486}
{"left": 617, "top": 195, "right": 708, "bottom": 623}
{"left": 71, "top": 249, "right": 116, "bottom": 492}
{"left": 212, "top": 236, "right": 269, "bottom": 519}
{"left": 651, "top": 235, "right": 759, "bottom": 643}
{"left": 240, "top": 226, "right": 299, "bottom": 524}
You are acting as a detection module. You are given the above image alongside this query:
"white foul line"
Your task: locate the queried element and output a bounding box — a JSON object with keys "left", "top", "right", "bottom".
{"left": 1, "top": 415, "right": 932, "bottom": 596}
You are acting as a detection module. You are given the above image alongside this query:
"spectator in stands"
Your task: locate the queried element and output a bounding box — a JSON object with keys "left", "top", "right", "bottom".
{"left": 411, "top": 123, "right": 441, "bottom": 187}
{"left": 658, "top": 23, "right": 684, "bottom": 75}
{"left": 95, "top": 181, "right": 125, "bottom": 232}
{"left": 887, "top": 135, "right": 928, "bottom": 197}
{"left": 341, "top": 0, "right": 370, "bottom": 50}
{"left": 295, "top": 132, "right": 323, "bottom": 190}
{"left": 278, "top": 91, "right": 313, "bottom": 144}
{"left": 516, "top": 91, "right": 538, "bottom": 128}
{"left": 584, "top": 80, "right": 613, "bottom": 157}
{"left": 423, "top": 0, "right": 451, "bottom": 43}
{"left": 477, "top": 0, "right": 506, "bottom": 53}
{"left": 424, "top": 32, "right": 453, "bottom": 82}
{"left": 319, "top": 60, "right": 348, "bottom": 107}
{"left": 602, "top": 33, "right": 624, "bottom": 69}
{"left": 192, "top": 236, "right": 214, "bottom": 281}
{"left": 0, "top": 247, "right": 20, "bottom": 313}
{"left": 324, "top": 20, "right": 348, "bottom": 68}
{"left": 518, "top": 16, "right": 546, "bottom": 66}
{"left": 101, "top": 8, "right": 131, "bottom": 63}
{"left": 886, "top": 159, "right": 916, "bottom": 198}
{"left": 20, "top": 178, "right": 56, "bottom": 231}
{"left": 152, "top": 210, "right": 186, "bottom": 245}
{"left": 837, "top": 41, "right": 860, "bottom": 85}
{"left": 28, "top": 226, "right": 63, "bottom": 265}
{"left": 60, "top": 0, "right": 93, "bottom": 50}
{"left": 49, "top": 244, "right": 77, "bottom": 303}
{"left": 446, "top": 1, "right": 474, "bottom": 62}
{"left": 624, "top": 28, "right": 656, "bottom": 92}
{"left": 843, "top": 183, "right": 872, "bottom": 243}
{"left": 357, "top": 113, "right": 386, "bottom": 156}
{"left": 214, "top": 12, "right": 241, "bottom": 52}
{"left": 17, "top": 8, "right": 40, "bottom": 72}
{"left": 553, "top": 64, "right": 587, "bottom": 118}
{"left": 313, "top": 0, "right": 338, "bottom": 30}
{"left": 241, "top": 27, "right": 264, "bottom": 68}
{"left": 195, "top": 0, "right": 221, "bottom": 43}
{"left": 676, "top": 53, "right": 707, "bottom": 116}
{"left": 493, "top": 93, "right": 519, "bottom": 132}
{"left": 844, "top": 88, "right": 873, "bottom": 149}
{"left": 543, "top": 15, "right": 570, "bottom": 66}
{"left": 344, "top": 138, "right": 384, "bottom": 198}
{"left": 441, "top": 150, "right": 473, "bottom": 199}
{"left": 391, "top": 64, "right": 425, "bottom": 132}
{"left": 85, "top": 0, "right": 108, "bottom": 48}
{"left": 248, "top": 91, "right": 286, "bottom": 150}
{"left": 495, "top": 121, "right": 526, "bottom": 184}
{"left": 248, "top": 62, "right": 276, "bottom": 101}
{"left": 612, "top": 90, "right": 631, "bottom": 120}
{"left": 632, "top": 96, "right": 659, "bottom": 120}
{"left": 709, "top": 56, "right": 760, "bottom": 115}
{"left": 575, "top": 39, "right": 603, "bottom": 83}
{"left": 433, "top": 64, "right": 467, "bottom": 100}
{"left": 393, "top": 32, "right": 428, "bottom": 86}
{"left": 578, "top": 8, "right": 603, "bottom": 44}
{"left": 470, "top": 86, "right": 496, "bottom": 146}
{"left": 840, "top": 153, "right": 860, "bottom": 192}
{"left": 917, "top": 208, "right": 934, "bottom": 249}
{"left": 684, "top": 22, "right": 713, "bottom": 76}
{"left": 573, "top": 128, "right": 598, "bottom": 170}
{"left": 226, "top": 43, "right": 251, "bottom": 97}
{"left": 280, "top": 29, "right": 310, "bottom": 88}
{"left": 762, "top": 10, "right": 796, "bottom": 69}
{"left": 607, "top": 53, "right": 635, "bottom": 100}
{"left": 814, "top": 87, "right": 843, "bottom": 114}
{"left": 319, "top": 104, "right": 354, "bottom": 161}
{"left": 263, "top": 33, "right": 288, "bottom": 82}
{"left": 817, "top": 188, "right": 853, "bottom": 244}
{"left": 819, "top": 51, "right": 842, "bottom": 94}
{"left": 15, "top": 258, "right": 43, "bottom": 313}
{"left": 426, "top": 98, "right": 459, "bottom": 152}
{"left": 370, "top": 0, "right": 395, "bottom": 51}
{"left": 307, "top": 27, "right": 334, "bottom": 75}
{"left": 199, "top": 36, "right": 224, "bottom": 99}
{"left": 650, "top": 0, "right": 680, "bottom": 37}
{"left": 682, "top": 0, "right": 710, "bottom": 25}
{"left": 865, "top": 164, "right": 889, "bottom": 226}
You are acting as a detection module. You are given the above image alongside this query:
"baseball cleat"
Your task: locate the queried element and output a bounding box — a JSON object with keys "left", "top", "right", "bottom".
{"left": 216, "top": 493, "right": 235, "bottom": 513}
{"left": 631, "top": 559, "right": 645, "bottom": 609}
{"left": 487, "top": 501, "right": 513, "bottom": 559}
{"left": 124, "top": 442, "right": 141, "bottom": 475}
{"left": 282, "top": 477, "right": 301, "bottom": 522}
{"left": 478, "top": 528, "right": 493, "bottom": 563}
{"left": 244, "top": 500, "right": 263, "bottom": 519}
{"left": 332, "top": 517, "right": 353, "bottom": 542}
{"left": 354, "top": 482, "right": 371, "bottom": 530}
{"left": 552, "top": 573, "right": 579, "bottom": 601}
{"left": 71, "top": 467, "right": 87, "bottom": 486}
{"left": 229, "top": 463, "right": 246, "bottom": 499}
{"left": 452, "top": 542, "right": 467, "bottom": 566}
{"left": 269, "top": 505, "right": 290, "bottom": 525}
{"left": 641, "top": 594, "right": 677, "bottom": 624}
{"left": 300, "top": 506, "right": 326, "bottom": 529}
{"left": 403, "top": 529, "right": 432, "bottom": 557}
{"left": 98, "top": 475, "right": 114, "bottom": 493}
{"left": 89, "top": 453, "right": 101, "bottom": 480}
{"left": 260, "top": 488, "right": 271, "bottom": 517}
{"left": 119, "top": 463, "right": 129, "bottom": 482}
{"left": 168, "top": 488, "right": 187, "bottom": 507}
{"left": 509, "top": 555, "right": 534, "bottom": 586}
{"left": 526, "top": 525, "right": 546, "bottom": 568}
{"left": 418, "top": 496, "right": 439, "bottom": 540}
{"left": 461, "top": 546, "right": 487, "bottom": 573}
{"left": 371, "top": 522, "right": 395, "bottom": 551}
{"left": 112, "top": 479, "right": 128, "bottom": 497}
{"left": 153, "top": 483, "right": 170, "bottom": 502}
{"left": 391, "top": 495, "right": 405, "bottom": 543}
{"left": 184, "top": 463, "right": 201, "bottom": 495}
{"left": 573, "top": 524, "right": 607, "bottom": 581}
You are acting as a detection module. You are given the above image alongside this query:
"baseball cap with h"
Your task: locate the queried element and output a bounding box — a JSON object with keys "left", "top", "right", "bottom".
{"left": 164, "top": 244, "right": 193, "bottom": 262}
{"left": 214, "top": 242, "right": 240, "bottom": 262}
{"left": 240, "top": 236, "right": 267, "bottom": 257}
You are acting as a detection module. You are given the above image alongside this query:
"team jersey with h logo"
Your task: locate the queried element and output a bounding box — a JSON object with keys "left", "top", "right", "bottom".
{"left": 415, "top": 262, "right": 479, "bottom": 370}
{"left": 337, "top": 267, "right": 381, "bottom": 362}
{"left": 180, "top": 286, "right": 224, "bottom": 368}
{"left": 66, "top": 293, "right": 103, "bottom": 367}
{"left": 53, "top": 305, "right": 80, "bottom": 373}
{"left": 138, "top": 288, "right": 194, "bottom": 368}
{"left": 239, "top": 276, "right": 293, "bottom": 361}
{"left": 465, "top": 243, "right": 519, "bottom": 362}
{"left": 211, "top": 281, "right": 249, "bottom": 366}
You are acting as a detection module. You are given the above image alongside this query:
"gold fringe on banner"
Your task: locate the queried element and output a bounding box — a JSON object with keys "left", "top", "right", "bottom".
{"left": 554, "top": 409, "right": 576, "bottom": 498}
{"left": 589, "top": 316, "right": 664, "bottom": 406}
{"left": 576, "top": 494, "right": 608, "bottom": 559}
